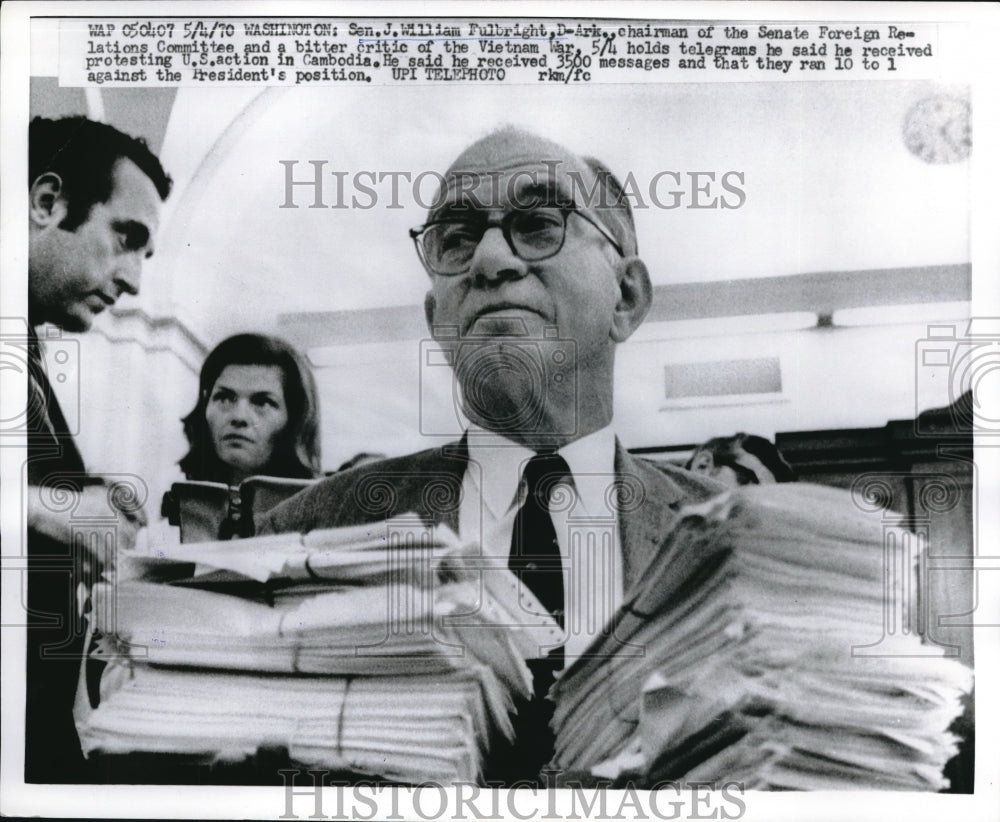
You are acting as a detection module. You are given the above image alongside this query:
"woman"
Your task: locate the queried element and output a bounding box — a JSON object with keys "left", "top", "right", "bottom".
{"left": 163, "top": 334, "right": 322, "bottom": 540}
{"left": 179, "top": 333, "right": 322, "bottom": 484}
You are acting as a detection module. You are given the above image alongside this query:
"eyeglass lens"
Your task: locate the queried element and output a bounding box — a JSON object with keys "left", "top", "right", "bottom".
{"left": 422, "top": 208, "right": 566, "bottom": 273}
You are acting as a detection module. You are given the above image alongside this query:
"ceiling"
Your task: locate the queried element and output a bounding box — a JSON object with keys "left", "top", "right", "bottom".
{"left": 27, "top": 68, "right": 977, "bottom": 464}
{"left": 137, "top": 79, "right": 971, "bottom": 346}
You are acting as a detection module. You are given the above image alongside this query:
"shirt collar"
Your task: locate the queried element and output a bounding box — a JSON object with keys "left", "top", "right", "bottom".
{"left": 465, "top": 424, "right": 535, "bottom": 520}
{"left": 557, "top": 425, "right": 617, "bottom": 519}
{"left": 465, "top": 423, "right": 617, "bottom": 518}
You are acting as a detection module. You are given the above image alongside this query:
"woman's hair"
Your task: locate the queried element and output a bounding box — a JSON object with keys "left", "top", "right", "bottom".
{"left": 179, "top": 334, "right": 322, "bottom": 482}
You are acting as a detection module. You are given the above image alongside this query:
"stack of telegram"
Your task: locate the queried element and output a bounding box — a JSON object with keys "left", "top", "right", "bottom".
{"left": 549, "top": 483, "right": 972, "bottom": 790}
{"left": 76, "top": 518, "right": 561, "bottom": 784}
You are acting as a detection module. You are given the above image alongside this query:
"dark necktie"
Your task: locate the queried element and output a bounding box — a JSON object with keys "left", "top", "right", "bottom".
{"left": 499, "top": 452, "right": 571, "bottom": 783}
{"left": 509, "top": 452, "right": 571, "bottom": 627}
{"left": 26, "top": 330, "right": 57, "bottom": 439}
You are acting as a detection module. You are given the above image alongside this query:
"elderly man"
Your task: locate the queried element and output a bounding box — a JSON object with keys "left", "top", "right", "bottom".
{"left": 25, "top": 116, "right": 171, "bottom": 781}
{"left": 260, "top": 126, "right": 723, "bottom": 780}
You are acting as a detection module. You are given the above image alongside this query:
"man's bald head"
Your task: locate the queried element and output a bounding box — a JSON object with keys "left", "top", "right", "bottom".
{"left": 418, "top": 126, "right": 653, "bottom": 448}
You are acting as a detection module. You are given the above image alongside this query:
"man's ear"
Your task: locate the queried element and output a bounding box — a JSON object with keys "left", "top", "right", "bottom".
{"left": 424, "top": 291, "right": 461, "bottom": 344}
{"left": 29, "top": 173, "right": 67, "bottom": 228}
{"left": 610, "top": 256, "right": 652, "bottom": 343}
{"left": 424, "top": 291, "right": 437, "bottom": 334}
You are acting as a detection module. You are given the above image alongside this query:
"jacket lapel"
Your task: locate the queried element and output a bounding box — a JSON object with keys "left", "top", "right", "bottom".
{"left": 388, "top": 437, "right": 692, "bottom": 589}
{"left": 404, "top": 437, "right": 468, "bottom": 534}
{"left": 615, "top": 442, "right": 687, "bottom": 592}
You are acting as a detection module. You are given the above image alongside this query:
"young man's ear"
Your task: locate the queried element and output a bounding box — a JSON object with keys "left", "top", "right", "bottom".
{"left": 610, "top": 256, "right": 653, "bottom": 343}
{"left": 29, "top": 173, "right": 67, "bottom": 227}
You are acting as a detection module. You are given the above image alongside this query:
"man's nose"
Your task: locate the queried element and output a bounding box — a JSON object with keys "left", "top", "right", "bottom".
{"left": 468, "top": 226, "right": 526, "bottom": 288}
{"left": 114, "top": 256, "right": 142, "bottom": 297}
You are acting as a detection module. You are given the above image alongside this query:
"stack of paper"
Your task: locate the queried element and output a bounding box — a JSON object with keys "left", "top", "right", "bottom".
{"left": 549, "top": 483, "right": 972, "bottom": 790}
{"left": 77, "top": 517, "right": 561, "bottom": 784}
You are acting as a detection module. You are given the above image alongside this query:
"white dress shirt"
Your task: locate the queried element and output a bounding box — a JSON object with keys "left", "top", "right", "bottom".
{"left": 459, "top": 424, "right": 625, "bottom": 660}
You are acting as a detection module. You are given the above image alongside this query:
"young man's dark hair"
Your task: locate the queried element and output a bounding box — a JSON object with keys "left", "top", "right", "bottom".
{"left": 686, "top": 431, "right": 797, "bottom": 485}
{"left": 25, "top": 115, "right": 172, "bottom": 783}
{"left": 29, "top": 115, "right": 173, "bottom": 230}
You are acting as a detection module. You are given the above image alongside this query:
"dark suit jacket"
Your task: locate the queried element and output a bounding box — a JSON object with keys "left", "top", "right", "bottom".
{"left": 257, "top": 437, "right": 725, "bottom": 783}
{"left": 26, "top": 327, "right": 92, "bottom": 782}
{"left": 258, "top": 438, "right": 726, "bottom": 595}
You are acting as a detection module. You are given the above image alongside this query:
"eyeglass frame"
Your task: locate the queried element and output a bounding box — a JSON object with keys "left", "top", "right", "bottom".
{"left": 409, "top": 205, "right": 626, "bottom": 277}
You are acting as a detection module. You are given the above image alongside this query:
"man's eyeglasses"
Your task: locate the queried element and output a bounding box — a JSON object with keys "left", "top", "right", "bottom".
{"left": 409, "top": 207, "right": 624, "bottom": 277}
